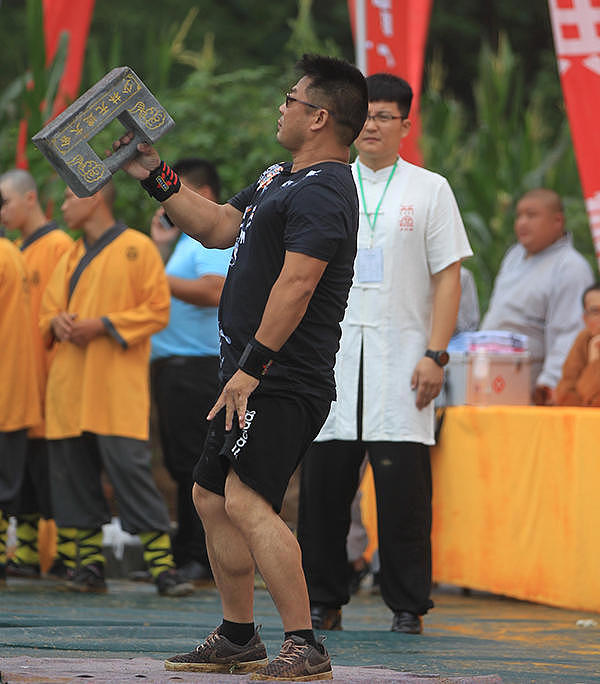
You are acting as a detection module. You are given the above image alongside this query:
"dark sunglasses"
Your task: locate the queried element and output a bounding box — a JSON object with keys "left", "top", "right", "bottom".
{"left": 285, "top": 93, "right": 336, "bottom": 117}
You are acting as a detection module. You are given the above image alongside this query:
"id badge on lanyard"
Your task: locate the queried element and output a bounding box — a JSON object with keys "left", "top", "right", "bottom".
{"left": 356, "top": 247, "right": 384, "bottom": 283}
{"left": 356, "top": 159, "right": 397, "bottom": 286}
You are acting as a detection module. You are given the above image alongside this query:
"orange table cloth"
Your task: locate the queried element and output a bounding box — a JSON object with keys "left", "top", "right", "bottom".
{"left": 360, "top": 405, "right": 600, "bottom": 613}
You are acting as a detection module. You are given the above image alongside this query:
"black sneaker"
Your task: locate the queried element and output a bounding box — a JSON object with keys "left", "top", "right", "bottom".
{"left": 391, "top": 610, "right": 423, "bottom": 634}
{"left": 164, "top": 626, "right": 268, "bottom": 673}
{"left": 66, "top": 562, "right": 107, "bottom": 593}
{"left": 311, "top": 604, "right": 342, "bottom": 630}
{"left": 44, "top": 559, "right": 75, "bottom": 581}
{"left": 250, "top": 635, "right": 332, "bottom": 681}
{"left": 156, "top": 569, "right": 194, "bottom": 597}
{"left": 6, "top": 559, "right": 41, "bottom": 579}
{"left": 128, "top": 569, "right": 152, "bottom": 583}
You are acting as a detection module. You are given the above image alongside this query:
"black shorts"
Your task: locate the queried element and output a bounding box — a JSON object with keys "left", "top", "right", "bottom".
{"left": 193, "top": 390, "right": 330, "bottom": 513}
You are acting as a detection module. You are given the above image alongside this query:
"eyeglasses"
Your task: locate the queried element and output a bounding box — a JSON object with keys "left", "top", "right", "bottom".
{"left": 365, "top": 112, "right": 405, "bottom": 123}
{"left": 285, "top": 93, "right": 335, "bottom": 116}
{"left": 584, "top": 307, "right": 600, "bottom": 316}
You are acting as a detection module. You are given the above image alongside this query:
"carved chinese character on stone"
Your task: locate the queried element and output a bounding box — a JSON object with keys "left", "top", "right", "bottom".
{"left": 32, "top": 67, "right": 175, "bottom": 197}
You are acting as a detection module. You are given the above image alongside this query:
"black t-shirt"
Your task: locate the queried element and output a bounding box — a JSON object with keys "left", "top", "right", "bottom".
{"left": 220, "top": 160, "right": 358, "bottom": 400}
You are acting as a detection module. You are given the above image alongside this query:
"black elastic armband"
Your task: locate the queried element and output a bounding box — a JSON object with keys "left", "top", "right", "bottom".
{"left": 238, "top": 338, "right": 276, "bottom": 380}
{"left": 140, "top": 161, "right": 181, "bottom": 202}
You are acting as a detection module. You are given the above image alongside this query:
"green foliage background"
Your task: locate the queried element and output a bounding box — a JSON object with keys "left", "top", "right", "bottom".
{"left": 0, "top": 0, "right": 596, "bottom": 310}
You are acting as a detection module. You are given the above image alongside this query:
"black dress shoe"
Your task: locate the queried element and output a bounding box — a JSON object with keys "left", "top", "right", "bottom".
{"left": 310, "top": 604, "right": 342, "bottom": 630}
{"left": 391, "top": 610, "right": 422, "bottom": 634}
{"left": 177, "top": 560, "right": 213, "bottom": 585}
{"left": 6, "top": 560, "right": 41, "bottom": 579}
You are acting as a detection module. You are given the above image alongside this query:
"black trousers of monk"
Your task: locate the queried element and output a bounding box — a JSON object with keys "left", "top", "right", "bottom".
{"left": 151, "top": 355, "right": 219, "bottom": 568}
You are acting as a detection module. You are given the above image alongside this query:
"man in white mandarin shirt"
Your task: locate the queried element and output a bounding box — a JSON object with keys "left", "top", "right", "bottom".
{"left": 298, "top": 73, "right": 472, "bottom": 635}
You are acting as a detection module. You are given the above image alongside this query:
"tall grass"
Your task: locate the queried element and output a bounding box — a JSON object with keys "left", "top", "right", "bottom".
{"left": 1, "top": 5, "right": 595, "bottom": 304}
{"left": 421, "top": 36, "right": 595, "bottom": 310}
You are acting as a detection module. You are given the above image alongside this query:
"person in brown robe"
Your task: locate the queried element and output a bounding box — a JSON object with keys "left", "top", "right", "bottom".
{"left": 556, "top": 283, "right": 600, "bottom": 406}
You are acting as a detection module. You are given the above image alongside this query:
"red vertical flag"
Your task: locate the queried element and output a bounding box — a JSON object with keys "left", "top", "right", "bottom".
{"left": 348, "top": 0, "right": 433, "bottom": 166}
{"left": 16, "top": 0, "right": 95, "bottom": 168}
{"left": 43, "top": 0, "right": 95, "bottom": 116}
{"left": 548, "top": 0, "right": 600, "bottom": 270}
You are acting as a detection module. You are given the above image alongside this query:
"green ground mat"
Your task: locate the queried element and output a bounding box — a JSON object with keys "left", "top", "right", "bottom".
{"left": 1, "top": 579, "right": 599, "bottom": 682}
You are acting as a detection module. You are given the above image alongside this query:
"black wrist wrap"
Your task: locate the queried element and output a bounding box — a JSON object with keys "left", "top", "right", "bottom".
{"left": 238, "top": 338, "right": 276, "bottom": 379}
{"left": 140, "top": 161, "right": 181, "bottom": 201}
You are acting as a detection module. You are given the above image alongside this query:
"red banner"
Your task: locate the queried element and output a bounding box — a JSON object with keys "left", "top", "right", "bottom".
{"left": 348, "top": 0, "right": 433, "bottom": 166}
{"left": 548, "top": 0, "right": 600, "bottom": 269}
{"left": 16, "top": 0, "right": 95, "bottom": 168}
{"left": 43, "top": 0, "right": 95, "bottom": 116}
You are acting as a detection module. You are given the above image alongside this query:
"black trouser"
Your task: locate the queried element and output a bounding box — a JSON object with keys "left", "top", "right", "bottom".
{"left": 298, "top": 440, "right": 434, "bottom": 616}
{"left": 14, "top": 438, "right": 53, "bottom": 519}
{"left": 0, "top": 429, "right": 28, "bottom": 511}
{"left": 151, "top": 355, "right": 219, "bottom": 567}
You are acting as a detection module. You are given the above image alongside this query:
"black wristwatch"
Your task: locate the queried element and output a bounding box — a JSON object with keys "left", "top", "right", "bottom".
{"left": 425, "top": 349, "right": 450, "bottom": 367}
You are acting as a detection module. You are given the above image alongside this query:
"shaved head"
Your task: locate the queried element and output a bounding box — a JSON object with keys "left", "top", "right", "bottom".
{"left": 0, "top": 168, "right": 46, "bottom": 234}
{"left": 519, "top": 188, "right": 563, "bottom": 214}
{"left": 0, "top": 169, "right": 37, "bottom": 196}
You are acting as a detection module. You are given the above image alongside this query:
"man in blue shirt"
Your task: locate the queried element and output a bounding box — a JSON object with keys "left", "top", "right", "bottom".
{"left": 150, "top": 158, "right": 232, "bottom": 583}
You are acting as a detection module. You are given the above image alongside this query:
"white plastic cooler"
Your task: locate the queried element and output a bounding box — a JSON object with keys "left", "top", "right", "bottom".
{"left": 443, "top": 350, "right": 531, "bottom": 406}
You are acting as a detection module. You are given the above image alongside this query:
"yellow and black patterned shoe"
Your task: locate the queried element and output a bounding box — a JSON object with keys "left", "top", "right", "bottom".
{"left": 250, "top": 635, "right": 332, "bottom": 681}
{"left": 165, "top": 626, "right": 268, "bottom": 673}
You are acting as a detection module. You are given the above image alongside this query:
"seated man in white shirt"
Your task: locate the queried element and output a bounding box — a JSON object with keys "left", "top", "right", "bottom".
{"left": 481, "top": 189, "right": 594, "bottom": 404}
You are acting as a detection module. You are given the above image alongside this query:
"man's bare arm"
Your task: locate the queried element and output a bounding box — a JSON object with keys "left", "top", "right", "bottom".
{"left": 162, "top": 186, "right": 242, "bottom": 249}
{"left": 253, "top": 251, "right": 328, "bottom": 351}
{"left": 114, "top": 136, "right": 242, "bottom": 248}
{"left": 207, "top": 250, "right": 328, "bottom": 430}
{"left": 411, "top": 260, "right": 461, "bottom": 409}
{"left": 168, "top": 274, "right": 225, "bottom": 307}
{"left": 428, "top": 260, "right": 462, "bottom": 350}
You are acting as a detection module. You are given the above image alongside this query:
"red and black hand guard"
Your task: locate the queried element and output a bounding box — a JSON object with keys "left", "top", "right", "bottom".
{"left": 140, "top": 161, "right": 181, "bottom": 202}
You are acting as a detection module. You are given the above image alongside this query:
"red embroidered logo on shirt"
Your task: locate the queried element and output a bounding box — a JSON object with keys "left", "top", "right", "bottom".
{"left": 399, "top": 205, "right": 414, "bottom": 231}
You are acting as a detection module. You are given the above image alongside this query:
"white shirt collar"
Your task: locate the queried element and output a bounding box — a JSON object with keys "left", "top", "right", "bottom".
{"left": 355, "top": 155, "right": 402, "bottom": 182}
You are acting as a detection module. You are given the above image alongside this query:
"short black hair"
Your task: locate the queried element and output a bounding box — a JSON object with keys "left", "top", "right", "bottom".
{"left": 172, "top": 158, "right": 221, "bottom": 201}
{"left": 582, "top": 282, "right": 600, "bottom": 309}
{"left": 366, "top": 73, "right": 413, "bottom": 118}
{"left": 296, "top": 53, "right": 368, "bottom": 146}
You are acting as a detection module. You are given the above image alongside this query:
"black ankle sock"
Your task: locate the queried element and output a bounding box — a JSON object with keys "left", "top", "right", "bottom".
{"left": 285, "top": 629, "right": 317, "bottom": 647}
{"left": 220, "top": 619, "right": 255, "bottom": 646}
